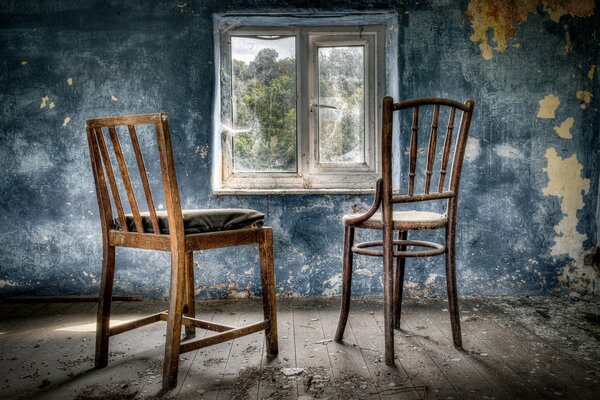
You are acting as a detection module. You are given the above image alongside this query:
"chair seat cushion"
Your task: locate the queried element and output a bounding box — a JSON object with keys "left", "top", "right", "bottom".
{"left": 343, "top": 210, "right": 447, "bottom": 231}
{"left": 115, "top": 209, "right": 265, "bottom": 235}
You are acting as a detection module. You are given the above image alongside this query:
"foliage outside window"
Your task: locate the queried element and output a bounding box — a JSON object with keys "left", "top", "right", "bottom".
{"left": 217, "top": 24, "right": 385, "bottom": 193}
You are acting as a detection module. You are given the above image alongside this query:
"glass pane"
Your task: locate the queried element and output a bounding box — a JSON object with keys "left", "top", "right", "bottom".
{"left": 318, "top": 46, "right": 365, "bottom": 164}
{"left": 231, "top": 36, "right": 297, "bottom": 173}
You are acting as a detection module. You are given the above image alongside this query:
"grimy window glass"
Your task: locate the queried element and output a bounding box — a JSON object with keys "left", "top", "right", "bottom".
{"left": 231, "top": 36, "right": 297, "bottom": 173}
{"left": 317, "top": 46, "right": 365, "bottom": 164}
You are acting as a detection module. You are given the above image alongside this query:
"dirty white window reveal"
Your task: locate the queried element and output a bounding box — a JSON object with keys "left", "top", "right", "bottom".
{"left": 217, "top": 25, "right": 385, "bottom": 193}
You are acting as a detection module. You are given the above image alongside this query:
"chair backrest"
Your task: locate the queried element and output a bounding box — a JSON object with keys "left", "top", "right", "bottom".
{"left": 86, "top": 113, "right": 184, "bottom": 237}
{"left": 381, "top": 97, "right": 475, "bottom": 211}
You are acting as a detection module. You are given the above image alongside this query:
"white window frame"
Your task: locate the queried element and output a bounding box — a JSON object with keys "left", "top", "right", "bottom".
{"left": 212, "top": 14, "right": 398, "bottom": 194}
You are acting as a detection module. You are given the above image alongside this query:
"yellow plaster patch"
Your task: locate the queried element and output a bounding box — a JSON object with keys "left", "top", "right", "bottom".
{"left": 588, "top": 65, "right": 597, "bottom": 80}
{"left": 21, "top": 60, "right": 28, "bottom": 65}
{"left": 542, "top": 148, "right": 589, "bottom": 260}
{"left": 554, "top": 117, "right": 574, "bottom": 139}
{"left": 466, "top": 0, "right": 595, "bottom": 60}
{"left": 49, "top": 101, "right": 55, "bottom": 109}
{"left": 537, "top": 94, "right": 560, "bottom": 118}
{"left": 40, "top": 96, "right": 49, "bottom": 108}
{"left": 576, "top": 90, "right": 592, "bottom": 109}
{"left": 111, "top": 95, "right": 118, "bottom": 101}
{"left": 67, "top": 78, "right": 73, "bottom": 86}
{"left": 62, "top": 117, "right": 71, "bottom": 127}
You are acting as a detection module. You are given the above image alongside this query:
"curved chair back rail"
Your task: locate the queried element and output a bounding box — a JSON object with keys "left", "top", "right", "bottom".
{"left": 335, "top": 96, "right": 475, "bottom": 367}
{"left": 86, "top": 113, "right": 278, "bottom": 390}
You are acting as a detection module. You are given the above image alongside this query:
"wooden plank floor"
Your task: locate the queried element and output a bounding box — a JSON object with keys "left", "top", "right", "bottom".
{"left": 0, "top": 296, "right": 598, "bottom": 399}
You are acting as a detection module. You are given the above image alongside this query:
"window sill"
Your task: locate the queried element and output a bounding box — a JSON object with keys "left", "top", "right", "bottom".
{"left": 213, "top": 188, "right": 375, "bottom": 196}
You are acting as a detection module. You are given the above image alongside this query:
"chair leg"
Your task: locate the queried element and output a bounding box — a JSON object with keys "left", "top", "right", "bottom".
{"left": 162, "top": 250, "right": 185, "bottom": 390}
{"left": 184, "top": 251, "right": 196, "bottom": 339}
{"left": 95, "top": 243, "right": 115, "bottom": 369}
{"left": 445, "top": 230, "right": 462, "bottom": 348}
{"left": 393, "top": 231, "right": 407, "bottom": 330}
{"left": 259, "top": 228, "right": 278, "bottom": 356}
{"left": 383, "top": 227, "right": 395, "bottom": 365}
{"left": 335, "top": 225, "right": 355, "bottom": 343}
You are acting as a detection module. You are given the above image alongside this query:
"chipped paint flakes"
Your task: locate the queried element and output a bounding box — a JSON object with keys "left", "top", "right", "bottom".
{"left": 111, "top": 95, "right": 118, "bottom": 101}
{"left": 62, "top": 116, "right": 71, "bottom": 127}
{"left": 300, "top": 264, "right": 310, "bottom": 272}
{"left": 49, "top": 101, "right": 55, "bottom": 109}
{"left": 67, "top": 77, "right": 73, "bottom": 86}
{"left": 575, "top": 90, "right": 592, "bottom": 109}
{"left": 554, "top": 117, "right": 574, "bottom": 139}
{"left": 588, "top": 65, "right": 597, "bottom": 80}
{"left": 542, "top": 148, "right": 589, "bottom": 260}
{"left": 21, "top": 60, "right": 27, "bottom": 65}
{"left": 495, "top": 143, "right": 524, "bottom": 159}
{"left": 40, "top": 95, "right": 49, "bottom": 108}
{"left": 466, "top": 0, "right": 595, "bottom": 60}
{"left": 537, "top": 94, "right": 560, "bottom": 118}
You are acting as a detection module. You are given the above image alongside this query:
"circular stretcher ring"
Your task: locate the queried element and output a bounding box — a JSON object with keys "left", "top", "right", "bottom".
{"left": 352, "top": 239, "right": 445, "bottom": 258}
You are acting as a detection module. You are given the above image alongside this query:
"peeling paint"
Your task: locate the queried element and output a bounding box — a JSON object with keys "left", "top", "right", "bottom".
{"left": 464, "top": 137, "right": 481, "bottom": 161}
{"left": 323, "top": 273, "right": 342, "bottom": 297}
{"left": 495, "top": 143, "right": 524, "bottom": 159}
{"left": 21, "top": 60, "right": 27, "bottom": 65}
{"left": 537, "top": 94, "right": 560, "bottom": 118}
{"left": 466, "top": 0, "right": 595, "bottom": 60}
{"left": 111, "top": 95, "right": 118, "bottom": 101}
{"left": 563, "top": 24, "right": 572, "bottom": 53}
{"left": 62, "top": 116, "right": 71, "bottom": 127}
{"left": 588, "top": 65, "right": 597, "bottom": 80}
{"left": 542, "top": 148, "right": 589, "bottom": 260}
{"left": 49, "top": 101, "right": 55, "bottom": 109}
{"left": 40, "top": 95, "right": 49, "bottom": 108}
{"left": 554, "top": 117, "right": 574, "bottom": 139}
{"left": 195, "top": 144, "right": 209, "bottom": 159}
{"left": 576, "top": 90, "right": 592, "bottom": 109}
{"left": 355, "top": 268, "right": 375, "bottom": 277}
{"left": 0, "top": 279, "right": 17, "bottom": 288}
{"left": 67, "top": 77, "right": 73, "bottom": 86}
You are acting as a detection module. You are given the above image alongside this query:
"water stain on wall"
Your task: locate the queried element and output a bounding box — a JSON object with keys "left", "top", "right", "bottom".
{"left": 466, "top": 0, "right": 595, "bottom": 60}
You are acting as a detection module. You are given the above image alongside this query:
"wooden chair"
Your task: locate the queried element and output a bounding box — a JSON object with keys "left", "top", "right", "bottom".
{"left": 86, "top": 113, "right": 278, "bottom": 389}
{"left": 334, "top": 97, "right": 475, "bottom": 365}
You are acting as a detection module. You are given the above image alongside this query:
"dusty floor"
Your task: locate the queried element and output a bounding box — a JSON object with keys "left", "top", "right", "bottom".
{"left": 0, "top": 295, "right": 598, "bottom": 399}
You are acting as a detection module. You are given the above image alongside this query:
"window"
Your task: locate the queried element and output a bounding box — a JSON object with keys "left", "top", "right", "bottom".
{"left": 213, "top": 15, "right": 397, "bottom": 193}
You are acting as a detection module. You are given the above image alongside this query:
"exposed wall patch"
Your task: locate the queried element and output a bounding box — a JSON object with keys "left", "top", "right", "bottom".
{"left": 537, "top": 94, "right": 560, "bottom": 118}
{"left": 464, "top": 137, "right": 481, "bottom": 161}
{"left": 542, "top": 147, "right": 589, "bottom": 259}
{"left": 576, "top": 90, "right": 592, "bottom": 109}
{"left": 62, "top": 117, "right": 71, "bottom": 127}
{"left": 554, "top": 117, "right": 574, "bottom": 139}
{"left": 67, "top": 78, "right": 73, "bottom": 86}
{"left": 495, "top": 143, "right": 524, "bottom": 159}
{"left": 588, "top": 65, "right": 597, "bottom": 80}
{"left": 40, "top": 96, "right": 49, "bottom": 108}
{"left": 466, "top": 0, "right": 595, "bottom": 60}
{"left": 111, "top": 95, "right": 118, "bottom": 101}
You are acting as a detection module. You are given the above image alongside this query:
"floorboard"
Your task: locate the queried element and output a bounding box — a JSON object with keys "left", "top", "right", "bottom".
{"left": 0, "top": 296, "right": 598, "bottom": 399}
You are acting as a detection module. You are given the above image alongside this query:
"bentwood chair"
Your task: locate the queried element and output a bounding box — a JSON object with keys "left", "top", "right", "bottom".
{"left": 86, "top": 113, "right": 278, "bottom": 389}
{"left": 335, "top": 97, "right": 475, "bottom": 365}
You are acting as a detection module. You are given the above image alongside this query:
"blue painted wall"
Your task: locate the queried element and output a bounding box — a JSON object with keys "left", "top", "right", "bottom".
{"left": 0, "top": 0, "right": 598, "bottom": 298}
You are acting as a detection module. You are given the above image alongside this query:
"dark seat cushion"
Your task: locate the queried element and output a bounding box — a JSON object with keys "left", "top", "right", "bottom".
{"left": 115, "top": 209, "right": 264, "bottom": 235}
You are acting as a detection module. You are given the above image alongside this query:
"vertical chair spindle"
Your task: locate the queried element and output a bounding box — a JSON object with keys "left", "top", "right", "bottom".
{"left": 438, "top": 107, "right": 456, "bottom": 193}
{"left": 108, "top": 126, "right": 144, "bottom": 233}
{"left": 424, "top": 104, "right": 440, "bottom": 194}
{"left": 408, "top": 106, "right": 419, "bottom": 196}
{"left": 94, "top": 127, "right": 128, "bottom": 232}
{"left": 127, "top": 125, "right": 161, "bottom": 235}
